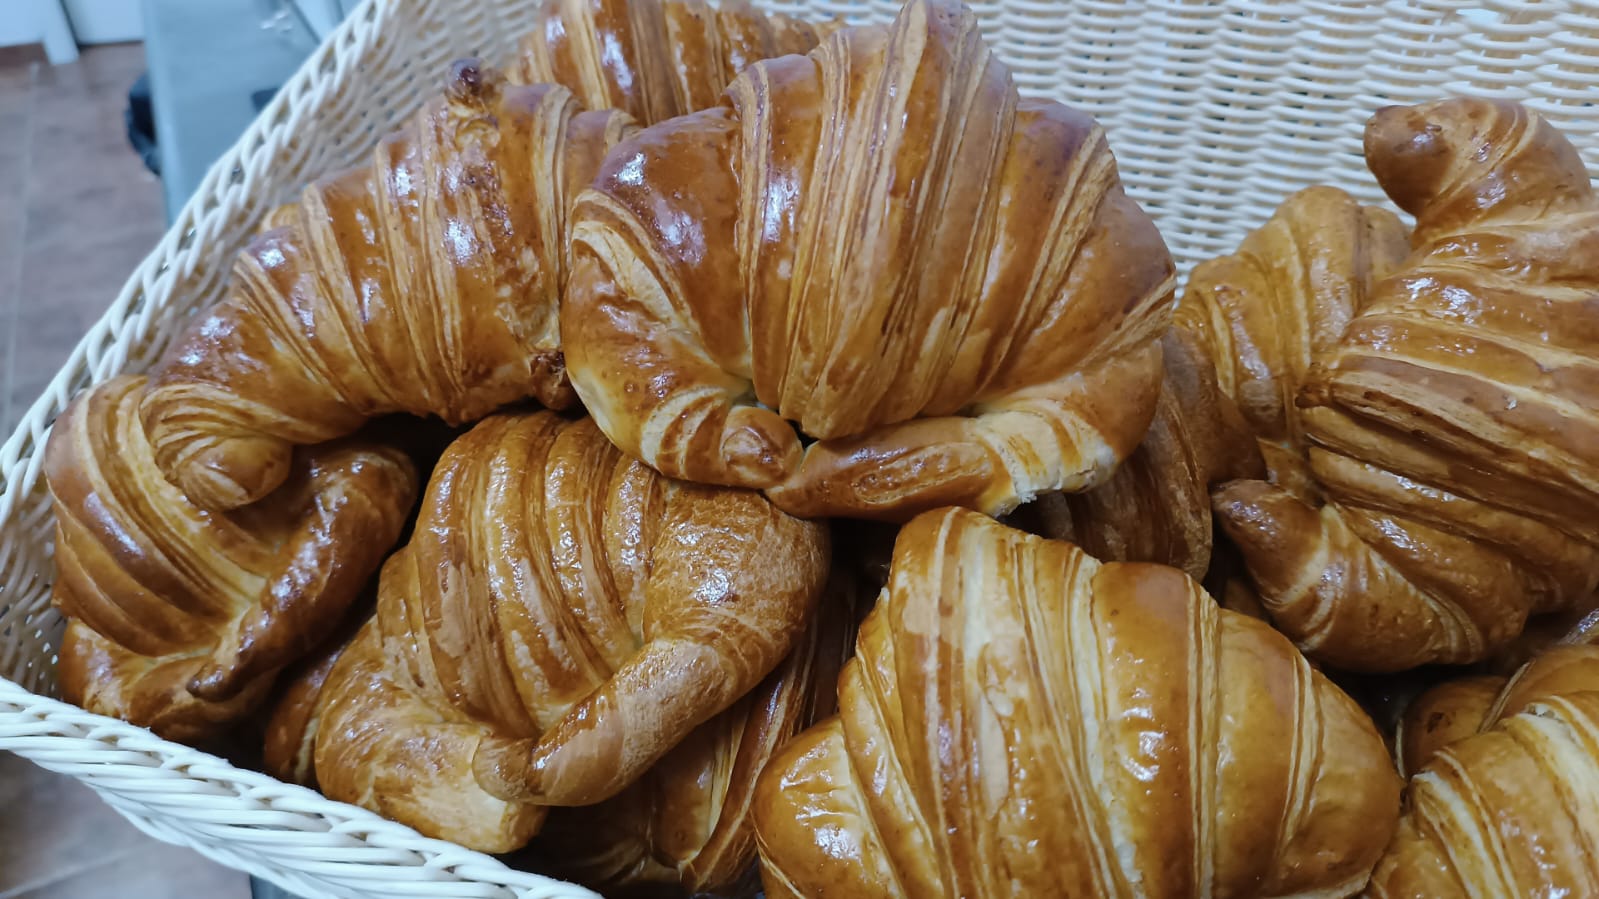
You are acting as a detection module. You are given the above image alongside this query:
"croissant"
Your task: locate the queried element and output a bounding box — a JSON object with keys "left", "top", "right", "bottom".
{"left": 1007, "top": 328, "right": 1264, "bottom": 579}
{"left": 134, "top": 66, "right": 628, "bottom": 510}
{"left": 46, "top": 376, "right": 415, "bottom": 742}
{"left": 1370, "top": 645, "right": 1599, "bottom": 897}
{"left": 563, "top": 0, "right": 1175, "bottom": 521}
{"left": 306, "top": 410, "right": 829, "bottom": 856}
{"left": 511, "top": 0, "right": 828, "bottom": 125}
{"left": 753, "top": 507, "right": 1400, "bottom": 898}
{"left": 1212, "top": 98, "right": 1599, "bottom": 671}
{"left": 263, "top": 619, "right": 361, "bottom": 787}
{"left": 515, "top": 564, "right": 861, "bottom": 895}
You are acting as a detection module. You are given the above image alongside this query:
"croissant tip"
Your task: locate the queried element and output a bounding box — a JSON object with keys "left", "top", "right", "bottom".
{"left": 447, "top": 58, "right": 496, "bottom": 103}
{"left": 1211, "top": 479, "right": 1293, "bottom": 547}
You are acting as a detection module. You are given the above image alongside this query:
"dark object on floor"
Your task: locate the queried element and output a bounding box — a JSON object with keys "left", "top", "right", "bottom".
{"left": 252, "top": 86, "right": 279, "bottom": 112}
{"left": 250, "top": 876, "right": 302, "bottom": 898}
{"left": 125, "top": 73, "right": 160, "bottom": 176}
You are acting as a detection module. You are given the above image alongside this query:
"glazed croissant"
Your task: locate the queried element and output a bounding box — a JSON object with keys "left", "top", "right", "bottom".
{"left": 46, "top": 376, "right": 415, "bottom": 742}
{"left": 753, "top": 508, "right": 1400, "bottom": 898}
{"left": 1007, "top": 328, "right": 1264, "bottom": 580}
{"left": 511, "top": 0, "right": 828, "bottom": 125}
{"left": 519, "top": 564, "right": 860, "bottom": 895}
{"left": 1370, "top": 645, "right": 1599, "bottom": 897}
{"left": 306, "top": 410, "right": 829, "bottom": 855}
{"left": 1179, "top": 185, "right": 1410, "bottom": 499}
{"left": 141, "top": 0, "right": 828, "bottom": 513}
{"left": 1212, "top": 98, "right": 1599, "bottom": 671}
{"left": 564, "top": 0, "right": 1175, "bottom": 521}
{"left": 137, "top": 66, "right": 632, "bottom": 510}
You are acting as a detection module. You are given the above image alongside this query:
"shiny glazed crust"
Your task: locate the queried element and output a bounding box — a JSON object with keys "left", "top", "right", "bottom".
{"left": 563, "top": 0, "right": 1176, "bottom": 521}
{"left": 753, "top": 507, "right": 1400, "bottom": 898}
{"left": 139, "top": 0, "right": 825, "bottom": 513}
{"left": 1372, "top": 646, "right": 1599, "bottom": 897}
{"left": 303, "top": 410, "right": 830, "bottom": 864}
{"left": 47, "top": 375, "right": 416, "bottom": 743}
{"left": 511, "top": 0, "right": 829, "bottom": 126}
{"left": 138, "top": 68, "right": 636, "bottom": 511}
{"left": 1211, "top": 98, "right": 1599, "bottom": 671}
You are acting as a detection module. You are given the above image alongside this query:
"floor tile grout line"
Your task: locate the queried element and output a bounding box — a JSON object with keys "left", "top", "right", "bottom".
{"left": 0, "top": 60, "right": 39, "bottom": 438}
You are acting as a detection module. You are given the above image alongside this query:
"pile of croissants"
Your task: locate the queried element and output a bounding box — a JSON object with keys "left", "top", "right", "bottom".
{"left": 40, "top": 0, "right": 1599, "bottom": 895}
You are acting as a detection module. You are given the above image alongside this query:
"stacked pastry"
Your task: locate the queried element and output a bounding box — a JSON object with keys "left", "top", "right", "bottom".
{"left": 42, "top": 0, "right": 1599, "bottom": 896}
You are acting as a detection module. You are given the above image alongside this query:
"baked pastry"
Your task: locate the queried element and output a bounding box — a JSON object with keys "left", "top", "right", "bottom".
{"left": 1212, "top": 98, "right": 1599, "bottom": 671}
{"left": 262, "top": 618, "right": 362, "bottom": 786}
{"left": 563, "top": 0, "right": 1175, "bottom": 521}
{"left": 518, "top": 564, "right": 861, "bottom": 895}
{"left": 306, "top": 410, "right": 830, "bottom": 855}
{"left": 1179, "top": 185, "right": 1409, "bottom": 499}
{"left": 141, "top": 0, "right": 828, "bottom": 513}
{"left": 268, "top": 564, "right": 856, "bottom": 895}
{"left": 1007, "top": 328, "right": 1264, "bottom": 579}
{"left": 47, "top": 375, "right": 415, "bottom": 742}
{"left": 1371, "top": 645, "right": 1599, "bottom": 896}
{"left": 753, "top": 507, "right": 1400, "bottom": 898}
{"left": 511, "top": 0, "right": 827, "bottom": 125}
{"left": 137, "top": 66, "right": 635, "bottom": 510}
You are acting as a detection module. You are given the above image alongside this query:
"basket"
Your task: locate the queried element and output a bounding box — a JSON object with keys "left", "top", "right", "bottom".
{"left": 2, "top": 0, "right": 1597, "bottom": 896}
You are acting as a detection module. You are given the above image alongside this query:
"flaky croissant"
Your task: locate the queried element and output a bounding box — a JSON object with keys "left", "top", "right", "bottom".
{"left": 564, "top": 0, "right": 1175, "bottom": 521}
{"left": 517, "top": 565, "right": 861, "bottom": 896}
{"left": 1212, "top": 98, "right": 1599, "bottom": 671}
{"left": 511, "top": 0, "right": 827, "bottom": 125}
{"left": 142, "top": 0, "right": 828, "bottom": 514}
{"left": 46, "top": 376, "right": 415, "bottom": 742}
{"left": 1007, "top": 328, "right": 1264, "bottom": 580}
{"left": 306, "top": 410, "right": 829, "bottom": 856}
{"left": 753, "top": 508, "right": 1400, "bottom": 898}
{"left": 1370, "top": 645, "right": 1599, "bottom": 897}
{"left": 138, "top": 66, "right": 634, "bottom": 510}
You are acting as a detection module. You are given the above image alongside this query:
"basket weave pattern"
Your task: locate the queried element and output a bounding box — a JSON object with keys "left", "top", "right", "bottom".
{"left": 1, "top": 1, "right": 1596, "bottom": 896}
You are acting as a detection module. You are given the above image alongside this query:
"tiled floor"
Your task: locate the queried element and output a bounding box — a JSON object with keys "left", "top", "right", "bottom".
{"left": 0, "top": 43, "right": 251, "bottom": 899}
{"left": 0, "top": 42, "right": 166, "bottom": 437}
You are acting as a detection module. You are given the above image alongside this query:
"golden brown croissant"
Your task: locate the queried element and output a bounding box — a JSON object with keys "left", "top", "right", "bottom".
{"left": 753, "top": 507, "right": 1400, "bottom": 899}
{"left": 307, "top": 410, "right": 829, "bottom": 856}
{"left": 512, "top": 0, "right": 828, "bottom": 125}
{"left": 141, "top": 0, "right": 828, "bottom": 514}
{"left": 1179, "top": 185, "right": 1410, "bottom": 496}
{"left": 138, "top": 66, "right": 634, "bottom": 511}
{"left": 1007, "top": 328, "right": 1264, "bottom": 579}
{"left": 516, "top": 564, "right": 862, "bottom": 896}
{"left": 563, "top": 0, "right": 1175, "bottom": 521}
{"left": 1212, "top": 98, "right": 1599, "bottom": 672}
{"left": 1370, "top": 645, "right": 1599, "bottom": 897}
{"left": 46, "top": 375, "right": 415, "bottom": 743}
{"left": 262, "top": 619, "right": 361, "bottom": 786}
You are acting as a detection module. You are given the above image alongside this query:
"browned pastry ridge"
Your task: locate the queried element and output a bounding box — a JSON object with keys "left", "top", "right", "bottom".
{"left": 1370, "top": 645, "right": 1599, "bottom": 897}
{"left": 298, "top": 410, "right": 830, "bottom": 865}
{"left": 563, "top": 0, "right": 1176, "bottom": 522}
{"left": 512, "top": 0, "right": 829, "bottom": 124}
{"left": 517, "top": 562, "right": 862, "bottom": 895}
{"left": 1007, "top": 182, "right": 1404, "bottom": 584}
{"left": 139, "top": 0, "right": 826, "bottom": 513}
{"left": 1210, "top": 98, "right": 1599, "bottom": 672}
{"left": 1008, "top": 328, "right": 1264, "bottom": 580}
{"left": 46, "top": 375, "right": 415, "bottom": 743}
{"left": 753, "top": 507, "right": 1400, "bottom": 899}
{"left": 267, "top": 568, "right": 858, "bottom": 895}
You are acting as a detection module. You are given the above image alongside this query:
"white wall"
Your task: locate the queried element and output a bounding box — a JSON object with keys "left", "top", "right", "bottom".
{"left": 0, "top": 0, "right": 78, "bottom": 64}
{"left": 63, "top": 0, "right": 144, "bottom": 44}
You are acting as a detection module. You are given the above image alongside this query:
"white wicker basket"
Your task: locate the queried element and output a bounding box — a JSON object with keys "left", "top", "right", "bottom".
{"left": 2, "top": 0, "right": 1597, "bottom": 896}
